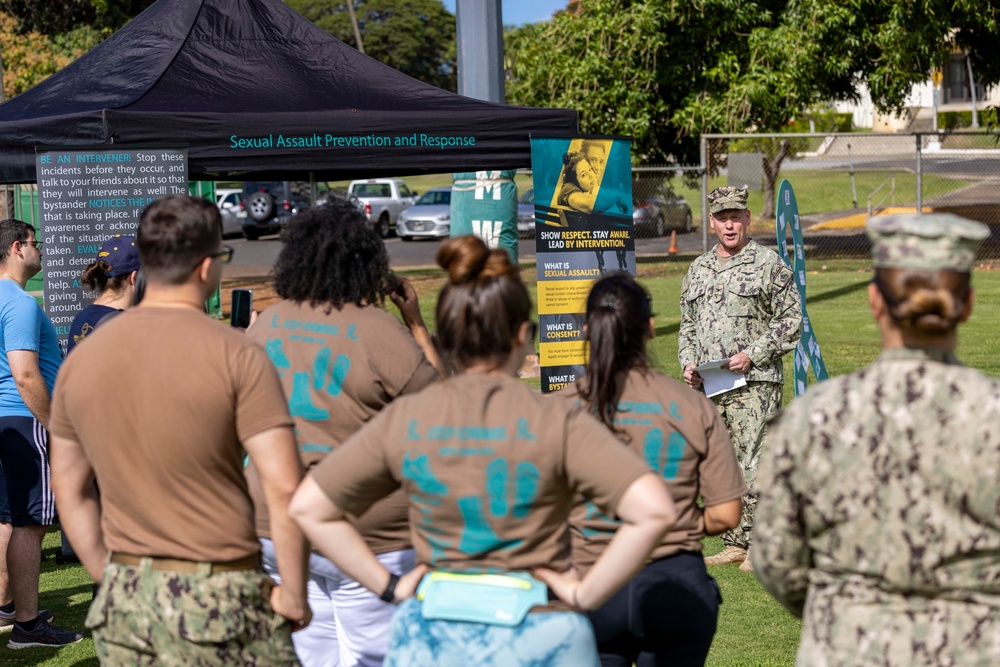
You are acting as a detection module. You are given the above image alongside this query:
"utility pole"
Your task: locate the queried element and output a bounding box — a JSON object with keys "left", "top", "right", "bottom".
{"left": 966, "top": 54, "right": 978, "bottom": 128}
{"left": 0, "top": 48, "right": 9, "bottom": 220}
{"left": 346, "top": 1, "right": 364, "bottom": 54}
{"left": 456, "top": 0, "right": 504, "bottom": 103}
{"left": 451, "top": 0, "right": 519, "bottom": 262}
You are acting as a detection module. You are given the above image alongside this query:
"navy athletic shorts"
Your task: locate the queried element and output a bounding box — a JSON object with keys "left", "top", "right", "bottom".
{"left": 0, "top": 416, "right": 57, "bottom": 526}
{"left": 0, "top": 457, "right": 8, "bottom": 523}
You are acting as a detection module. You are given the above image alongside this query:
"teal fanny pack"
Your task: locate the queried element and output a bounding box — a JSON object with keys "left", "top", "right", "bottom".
{"left": 416, "top": 571, "right": 548, "bottom": 627}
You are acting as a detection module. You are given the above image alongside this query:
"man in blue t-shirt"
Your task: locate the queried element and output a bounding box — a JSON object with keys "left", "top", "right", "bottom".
{"left": 0, "top": 219, "right": 82, "bottom": 648}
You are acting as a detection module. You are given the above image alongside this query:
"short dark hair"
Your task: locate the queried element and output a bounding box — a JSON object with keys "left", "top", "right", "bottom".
{"left": 435, "top": 235, "right": 531, "bottom": 371}
{"left": 137, "top": 195, "right": 222, "bottom": 284}
{"left": 273, "top": 197, "right": 397, "bottom": 310}
{"left": 0, "top": 219, "right": 35, "bottom": 265}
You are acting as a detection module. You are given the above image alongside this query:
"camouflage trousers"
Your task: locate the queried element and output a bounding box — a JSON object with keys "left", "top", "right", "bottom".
{"left": 87, "top": 559, "right": 299, "bottom": 666}
{"left": 711, "top": 381, "right": 783, "bottom": 549}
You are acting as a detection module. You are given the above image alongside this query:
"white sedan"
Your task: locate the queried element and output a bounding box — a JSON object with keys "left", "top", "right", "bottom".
{"left": 397, "top": 188, "right": 451, "bottom": 241}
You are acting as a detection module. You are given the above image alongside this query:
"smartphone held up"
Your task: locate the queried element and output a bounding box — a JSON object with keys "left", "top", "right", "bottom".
{"left": 230, "top": 289, "right": 253, "bottom": 328}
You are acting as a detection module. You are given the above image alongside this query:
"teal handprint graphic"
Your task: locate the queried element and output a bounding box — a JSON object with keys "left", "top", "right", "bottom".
{"left": 402, "top": 452, "right": 449, "bottom": 496}
{"left": 289, "top": 372, "right": 330, "bottom": 421}
{"left": 578, "top": 500, "right": 619, "bottom": 538}
{"left": 403, "top": 453, "right": 451, "bottom": 564}
{"left": 265, "top": 337, "right": 291, "bottom": 369}
{"left": 457, "top": 458, "right": 540, "bottom": 554}
{"left": 285, "top": 346, "right": 352, "bottom": 422}
{"left": 512, "top": 462, "right": 539, "bottom": 519}
{"left": 312, "top": 349, "right": 351, "bottom": 397}
{"left": 486, "top": 459, "right": 509, "bottom": 516}
{"left": 644, "top": 428, "right": 687, "bottom": 480}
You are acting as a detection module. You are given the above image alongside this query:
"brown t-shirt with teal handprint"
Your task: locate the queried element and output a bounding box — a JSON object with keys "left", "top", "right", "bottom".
{"left": 562, "top": 369, "right": 748, "bottom": 574}
{"left": 246, "top": 300, "right": 439, "bottom": 554}
{"left": 310, "top": 372, "right": 650, "bottom": 574}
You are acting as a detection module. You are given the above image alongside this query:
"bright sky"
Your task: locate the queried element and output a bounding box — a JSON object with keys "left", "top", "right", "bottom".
{"left": 440, "top": 0, "right": 568, "bottom": 26}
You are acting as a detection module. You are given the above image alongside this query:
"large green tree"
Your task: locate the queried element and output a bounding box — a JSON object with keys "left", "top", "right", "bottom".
{"left": 0, "top": 0, "right": 154, "bottom": 34}
{"left": 0, "top": 1, "right": 153, "bottom": 100}
{"left": 288, "top": 0, "right": 457, "bottom": 91}
{"left": 506, "top": 0, "right": 1000, "bottom": 217}
{"left": 0, "top": 11, "right": 107, "bottom": 99}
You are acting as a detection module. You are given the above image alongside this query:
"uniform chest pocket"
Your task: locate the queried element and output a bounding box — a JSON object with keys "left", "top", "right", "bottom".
{"left": 683, "top": 282, "right": 707, "bottom": 303}
{"left": 727, "top": 281, "right": 763, "bottom": 316}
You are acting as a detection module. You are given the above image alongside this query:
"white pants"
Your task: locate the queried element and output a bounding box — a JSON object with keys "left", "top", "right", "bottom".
{"left": 261, "top": 538, "right": 416, "bottom": 667}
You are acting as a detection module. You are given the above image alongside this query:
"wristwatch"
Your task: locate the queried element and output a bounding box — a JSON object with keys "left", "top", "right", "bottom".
{"left": 379, "top": 573, "right": 400, "bottom": 603}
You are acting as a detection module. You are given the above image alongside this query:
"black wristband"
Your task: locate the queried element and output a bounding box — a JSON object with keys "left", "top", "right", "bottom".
{"left": 379, "top": 573, "right": 400, "bottom": 603}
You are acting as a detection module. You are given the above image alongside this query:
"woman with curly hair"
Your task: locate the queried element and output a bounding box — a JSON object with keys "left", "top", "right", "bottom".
{"left": 245, "top": 196, "right": 443, "bottom": 667}
{"left": 289, "top": 235, "right": 677, "bottom": 666}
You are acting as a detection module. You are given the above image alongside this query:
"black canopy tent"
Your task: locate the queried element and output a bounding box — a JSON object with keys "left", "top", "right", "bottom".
{"left": 0, "top": 0, "right": 578, "bottom": 184}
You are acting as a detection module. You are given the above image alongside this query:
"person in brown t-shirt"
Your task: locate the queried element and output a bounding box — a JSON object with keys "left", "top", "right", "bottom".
{"left": 564, "top": 273, "right": 746, "bottom": 667}
{"left": 289, "top": 236, "right": 677, "bottom": 666}
{"left": 48, "top": 195, "right": 308, "bottom": 665}
{"left": 245, "top": 198, "right": 441, "bottom": 667}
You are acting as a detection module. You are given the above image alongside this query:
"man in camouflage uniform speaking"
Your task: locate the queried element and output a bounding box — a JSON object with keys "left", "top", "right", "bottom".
{"left": 48, "top": 195, "right": 309, "bottom": 664}
{"left": 678, "top": 186, "right": 801, "bottom": 572}
{"left": 754, "top": 213, "right": 998, "bottom": 666}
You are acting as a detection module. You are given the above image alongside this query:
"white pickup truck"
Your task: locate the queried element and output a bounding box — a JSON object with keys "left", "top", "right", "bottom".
{"left": 347, "top": 178, "right": 418, "bottom": 238}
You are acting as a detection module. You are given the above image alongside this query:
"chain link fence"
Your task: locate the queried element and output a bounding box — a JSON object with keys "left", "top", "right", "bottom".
{"left": 695, "top": 132, "right": 1000, "bottom": 260}
{"left": 628, "top": 165, "right": 703, "bottom": 240}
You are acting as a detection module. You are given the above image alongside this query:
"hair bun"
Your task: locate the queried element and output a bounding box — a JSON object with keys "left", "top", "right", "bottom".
{"left": 437, "top": 235, "right": 516, "bottom": 284}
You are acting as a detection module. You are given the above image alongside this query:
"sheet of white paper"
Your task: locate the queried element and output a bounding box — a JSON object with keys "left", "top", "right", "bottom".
{"left": 694, "top": 358, "right": 747, "bottom": 398}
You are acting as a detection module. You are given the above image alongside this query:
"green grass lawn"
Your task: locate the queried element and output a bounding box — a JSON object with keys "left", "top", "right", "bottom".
{"left": 17, "top": 265, "right": 1000, "bottom": 665}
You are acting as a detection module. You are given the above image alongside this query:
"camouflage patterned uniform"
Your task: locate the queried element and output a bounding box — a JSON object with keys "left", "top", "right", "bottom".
{"left": 88, "top": 560, "right": 299, "bottom": 666}
{"left": 678, "top": 239, "right": 801, "bottom": 549}
{"left": 755, "top": 212, "right": 998, "bottom": 666}
{"left": 755, "top": 348, "right": 1000, "bottom": 666}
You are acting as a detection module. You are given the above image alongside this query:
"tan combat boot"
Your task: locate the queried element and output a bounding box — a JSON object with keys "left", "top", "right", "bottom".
{"left": 738, "top": 547, "right": 754, "bottom": 572}
{"left": 704, "top": 545, "right": 747, "bottom": 566}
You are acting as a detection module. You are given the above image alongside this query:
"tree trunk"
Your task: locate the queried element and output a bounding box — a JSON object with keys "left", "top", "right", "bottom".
{"left": 759, "top": 139, "right": 791, "bottom": 220}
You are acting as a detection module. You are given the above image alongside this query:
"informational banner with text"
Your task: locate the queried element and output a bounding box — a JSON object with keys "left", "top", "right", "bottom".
{"left": 35, "top": 145, "right": 188, "bottom": 353}
{"left": 530, "top": 135, "right": 634, "bottom": 393}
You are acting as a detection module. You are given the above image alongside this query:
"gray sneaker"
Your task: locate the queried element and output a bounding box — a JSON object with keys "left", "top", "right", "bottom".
{"left": 0, "top": 608, "right": 54, "bottom": 633}
{"left": 7, "top": 617, "right": 83, "bottom": 649}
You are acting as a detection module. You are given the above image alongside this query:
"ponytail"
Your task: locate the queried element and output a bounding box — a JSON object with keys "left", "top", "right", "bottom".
{"left": 577, "top": 273, "right": 652, "bottom": 432}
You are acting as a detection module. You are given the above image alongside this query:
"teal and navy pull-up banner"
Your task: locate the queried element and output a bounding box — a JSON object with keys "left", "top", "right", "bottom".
{"left": 530, "top": 135, "right": 634, "bottom": 393}
{"left": 775, "top": 179, "right": 828, "bottom": 395}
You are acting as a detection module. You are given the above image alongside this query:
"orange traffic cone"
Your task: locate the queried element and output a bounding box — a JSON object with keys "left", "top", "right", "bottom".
{"left": 668, "top": 230, "right": 678, "bottom": 254}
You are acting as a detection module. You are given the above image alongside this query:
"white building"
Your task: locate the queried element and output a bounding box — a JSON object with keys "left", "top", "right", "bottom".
{"left": 834, "top": 51, "right": 1000, "bottom": 131}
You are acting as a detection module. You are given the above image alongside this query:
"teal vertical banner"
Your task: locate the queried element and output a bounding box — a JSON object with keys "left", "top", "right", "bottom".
{"left": 775, "top": 179, "right": 828, "bottom": 395}
{"left": 450, "top": 170, "right": 518, "bottom": 262}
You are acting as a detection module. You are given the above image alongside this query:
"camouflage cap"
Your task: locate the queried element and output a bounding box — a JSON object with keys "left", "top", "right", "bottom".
{"left": 867, "top": 213, "right": 989, "bottom": 271}
{"left": 708, "top": 186, "right": 749, "bottom": 214}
